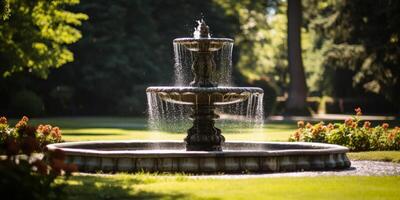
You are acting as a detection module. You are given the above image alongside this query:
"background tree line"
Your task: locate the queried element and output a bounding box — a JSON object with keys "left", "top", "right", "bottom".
{"left": 1, "top": 0, "right": 399, "bottom": 117}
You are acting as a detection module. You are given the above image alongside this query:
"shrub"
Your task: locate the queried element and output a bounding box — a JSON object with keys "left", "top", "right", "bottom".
{"left": 289, "top": 108, "right": 400, "bottom": 151}
{"left": 0, "top": 116, "right": 76, "bottom": 199}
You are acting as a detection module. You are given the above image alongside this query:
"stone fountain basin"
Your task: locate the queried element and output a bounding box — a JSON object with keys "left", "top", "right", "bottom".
{"left": 47, "top": 140, "right": 351, "bottom": 173}
{"left": 146, "top": 87, "right": 263, "bottom": 105}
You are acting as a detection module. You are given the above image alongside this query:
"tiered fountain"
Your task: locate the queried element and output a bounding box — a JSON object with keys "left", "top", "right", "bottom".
{"left": 48, "top": 20, "right": 351, "bottom": 173}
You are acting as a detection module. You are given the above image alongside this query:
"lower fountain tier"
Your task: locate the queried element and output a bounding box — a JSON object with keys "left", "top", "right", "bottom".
{"left": 146, "top": 86, "right": 263, "bottom": 105}
{"left": 47, "top": 140, "right": 351, "bottom": 173}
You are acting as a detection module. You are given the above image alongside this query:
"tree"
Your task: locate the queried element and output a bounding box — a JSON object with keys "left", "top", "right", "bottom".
{"left": 26, "top": 0, "right": 240, "bottom": 115}
{"left": 0, "top": 0, "right": 87, "bottom": 78}
{"left": 304, "top": 0, "right": 400, "bottom": 111}
{"left": 0, "top": 0, "right": 10, "bottom": 20}
{"left": 285, "top": 0, "right": 309, "bottom": 115}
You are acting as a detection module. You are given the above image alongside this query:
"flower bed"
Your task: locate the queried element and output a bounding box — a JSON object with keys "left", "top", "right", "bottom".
{"left": 0, "top": 116, "right": 76, "bottom": 199}
{"left": 289, "top": 108, "right": 400, "bottom": 151}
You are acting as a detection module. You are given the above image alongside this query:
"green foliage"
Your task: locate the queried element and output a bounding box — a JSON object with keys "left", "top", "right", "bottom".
{"left": 41, "top": 0, "right": 239, "bottom": 115}
{"left": 0, "top": 0, "right": 87, "bottom": 78}
{"left": 215, "top": 0, "right": 289, "bottom": 93}
{"left": 0, "top": 0, "right": 10, "bottom": 20}
{"left": 215, "top": 0, "right": 331, "bottom": 96}
{"left": 289, "top": 108, "right": 400, "bottom": 151}
{"left": 309, "top": 0, "right": 400, "bottom": 103}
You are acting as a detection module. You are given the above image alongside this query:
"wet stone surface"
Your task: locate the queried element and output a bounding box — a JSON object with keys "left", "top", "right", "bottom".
{"left": 191, "top": 161, "right": 400, "bottom": 179}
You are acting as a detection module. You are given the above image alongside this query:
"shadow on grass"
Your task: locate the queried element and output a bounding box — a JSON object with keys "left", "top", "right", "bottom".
{"left": 65, "top": 175, "right": 197, "bottom": 200}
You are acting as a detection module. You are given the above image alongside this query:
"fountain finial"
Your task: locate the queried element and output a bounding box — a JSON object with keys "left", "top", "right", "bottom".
{"left": 194, "top": 19, "right": 210, "bottom": 38}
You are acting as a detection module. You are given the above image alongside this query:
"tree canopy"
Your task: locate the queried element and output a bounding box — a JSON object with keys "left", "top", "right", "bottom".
{"left": 0, "top": 0, "right": 87, "bottom": 78}
{"left": 1, "top": 0, "right": 399, "bottom": 116}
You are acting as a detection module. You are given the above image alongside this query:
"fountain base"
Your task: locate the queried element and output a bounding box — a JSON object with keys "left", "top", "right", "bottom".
{"left": 47, "top": 140, "right": 351, "bottom": 173}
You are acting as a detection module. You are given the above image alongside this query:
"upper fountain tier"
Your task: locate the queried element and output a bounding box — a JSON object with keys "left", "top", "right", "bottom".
{"left": 147, "top": 20, "right": 263, "bottom": 106}
{"left": 173, "top": 20, "right": 233, "bottom": 52}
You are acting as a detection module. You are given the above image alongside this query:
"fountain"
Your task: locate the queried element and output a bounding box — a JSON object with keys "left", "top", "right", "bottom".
{"left": 47, "top": 20, "right": 351, "bottom": 173}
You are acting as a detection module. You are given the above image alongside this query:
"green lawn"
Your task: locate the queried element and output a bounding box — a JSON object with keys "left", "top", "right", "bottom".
{"left": 63, "top": 174, "right": 400, "bottom": 200}
{"left": 348, "top": 151, "right": 400, "bottom": 163}
{"left": 11, "top": 117, "right": 400, "bottom": 199}
{"left": 11, "top": 117, "right": 296, "bottom": 142}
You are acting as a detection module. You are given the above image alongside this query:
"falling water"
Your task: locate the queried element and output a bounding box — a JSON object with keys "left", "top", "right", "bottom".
{"left": 173, "top": 41, "right": 233, "bottom": 86}
{"left": 148, "top": 31, "right": 264, "bottom": 133}
{"left": 147, "top": 91, "right": 264, "bottom": 133}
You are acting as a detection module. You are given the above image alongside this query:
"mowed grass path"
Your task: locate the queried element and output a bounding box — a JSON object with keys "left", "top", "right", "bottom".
{"left": 64, "top": 174, "right": 400, "bottom": 200}
{"left": 16, "top": 117, "right": 296, "bottom": 142}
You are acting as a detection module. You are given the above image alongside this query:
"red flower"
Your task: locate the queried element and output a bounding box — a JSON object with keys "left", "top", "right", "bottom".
{"left": 363, "top": 121, "right": 371, "bottom": 129}
{"left": 297, "top": 121, "right": 305, "bottom": 128}
{"left": 293, "top": 131, "right": 301, "bottom": 141}
{"left": 387, "top": 132, "right": 395, "bottom": 142}
{"left": 0, "top": 116, "right": 7, "bottom": 124}
{"left": 327, "top": 123, "right": 334, "bottom": 130}
{"left": 37, "top": 124, "right": 52, "bottom": 136}
{"left": 50, "top": 127, "right": 62, "bottom": 141}
{"left": 15, "top": 116, "right": 29, "bottom": 129}
{"left": 382, "top": 123, "right": 389, "bottom": 130}
{"left": 345, "top": 118, "right": 353, "bottom": 126}
{"left": 354, "top": 107, "right": 362, "bottom": 116}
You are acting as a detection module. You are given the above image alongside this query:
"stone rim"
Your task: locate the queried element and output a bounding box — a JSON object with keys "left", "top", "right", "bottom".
{"left": 146, "top": 86, "right": 264, "bottom": 94}
{"left": 173, "top": 38, "right": 234, "bottom": 44}
{"left": 48, "top": 140, "right": 351, "bottom": 173}
{"left": 48, "top": 140, "right": 349, "bottom": 157}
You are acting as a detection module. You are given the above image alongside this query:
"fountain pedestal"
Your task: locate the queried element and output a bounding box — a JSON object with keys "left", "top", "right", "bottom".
{"left": 185, "top": 105, "right": 225, "bottom": 151}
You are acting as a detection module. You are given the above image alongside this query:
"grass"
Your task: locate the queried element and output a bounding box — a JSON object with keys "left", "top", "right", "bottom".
{"left": 62, "top": 174, "right": 400, "bottom": 200}
{"left": 9, "top": 117, "right": 400, "bottom": 199}
{"left": 10, "top": 117, "right": 400, "bottom": 163}
{"left": 348, "top": 151, "right": 400, "bottom": 163}
{"left": 9, "top": 117, "right": 296, "bottom": 142}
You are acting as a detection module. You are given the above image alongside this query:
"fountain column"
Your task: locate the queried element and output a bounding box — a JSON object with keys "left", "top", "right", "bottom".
{"left": 185, "top": 105, "right": 225, "bottom": 151}
{"left": 184, "top": 20, "right": 226, "bottom": 151}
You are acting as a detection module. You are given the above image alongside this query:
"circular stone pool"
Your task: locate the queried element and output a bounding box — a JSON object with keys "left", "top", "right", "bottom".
{"left": 47, "top": 140, "right": 351, "bottom": 173}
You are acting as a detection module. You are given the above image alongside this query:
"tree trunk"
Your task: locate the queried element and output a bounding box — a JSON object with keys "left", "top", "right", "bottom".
{"left": 285, "top": 0, "right": 309, "bottom": 115}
